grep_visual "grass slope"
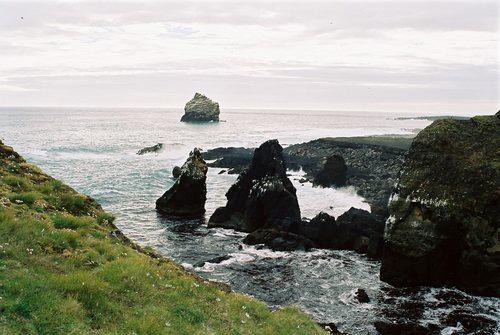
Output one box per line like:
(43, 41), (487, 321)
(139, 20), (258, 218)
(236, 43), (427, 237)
(0, 140), (328, 335)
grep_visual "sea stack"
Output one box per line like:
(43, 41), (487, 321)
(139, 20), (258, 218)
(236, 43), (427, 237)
(156, 148), (208, 217)
(181, 93), (220, 122)
(380, 113), (500, 297)
(208, 139), (301, 232)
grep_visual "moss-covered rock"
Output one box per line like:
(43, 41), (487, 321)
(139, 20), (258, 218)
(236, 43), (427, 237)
(181, 93), (220, 122)
(380, 112), (500, 297)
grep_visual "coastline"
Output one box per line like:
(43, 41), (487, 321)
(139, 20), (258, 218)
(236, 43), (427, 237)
(0, 139), (330, 334)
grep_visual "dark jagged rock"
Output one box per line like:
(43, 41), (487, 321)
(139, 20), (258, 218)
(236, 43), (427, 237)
(374, 321), (436, 335)
(335, 208), (385, 257)
(156, 148), (208, 217)
(203, 136), (408, 221)
(381, 113), (500, 297)
(297, 212), (337, 248)
(137, 143), (163, 155)
(180, 93), (220, 122)
(208, 140), (301, 232)
(444, 310), (497, 333)
(354, 288), (370, 303)
(313, 155), (347, 187)
(172, 166), (181, 178)
(243, 228), (315, 251)
(299, 209), (384, 257)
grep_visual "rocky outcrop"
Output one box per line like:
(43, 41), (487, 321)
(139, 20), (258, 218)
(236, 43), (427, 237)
(299, 208), (384, 257)
(208, 140), (301, 232)
(203, 136), (409, 220)
(313, 155), (347, 187)
(380, 113), (500, 297)
(180, 93), (220, 122)
(156, 148), (208, 217)
(285, 138), (407, 220)
(137, 143), (163, 155)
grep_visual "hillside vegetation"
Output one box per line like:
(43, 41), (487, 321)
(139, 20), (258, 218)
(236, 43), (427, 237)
(0, 140), (328, 335)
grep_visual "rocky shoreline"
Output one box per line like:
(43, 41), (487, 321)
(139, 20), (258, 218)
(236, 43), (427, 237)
(203, 135), (411, 221)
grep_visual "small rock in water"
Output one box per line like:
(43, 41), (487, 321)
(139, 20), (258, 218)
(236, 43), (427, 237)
(193, 255), (231, 268)
(318, 322), (342, 334)
(354, 288), (370, 303)
(137, 143), (163, 155)
(218, 169), (226, 174)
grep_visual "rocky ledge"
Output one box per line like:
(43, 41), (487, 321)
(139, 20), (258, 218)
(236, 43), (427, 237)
(180, 93), (220, 122)
(156, 148), (208, 217)
(380, 112), (500, 297)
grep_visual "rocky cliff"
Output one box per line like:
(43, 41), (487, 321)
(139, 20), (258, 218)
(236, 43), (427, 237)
(380, 113), (500, 297)
(180, 93), (220, 122)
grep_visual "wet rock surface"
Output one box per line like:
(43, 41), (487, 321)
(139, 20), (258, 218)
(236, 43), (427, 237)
(208, 139), (301, 232)
(381, 113), (500, 297)
(243, 228), (316, 251)
(136, 142), (163, 155)
(180, 93), (220, 122)
(313, 154), (347, 187)
(295, 208), (384, 257)
(156, 148), (208, 217)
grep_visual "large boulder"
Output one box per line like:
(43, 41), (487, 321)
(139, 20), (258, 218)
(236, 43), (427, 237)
(156, 148), (208, 217)
(299, 208), (384, 257)
(180, 93), (220, 122)
(208, 139), (301, 232)
(380, 113), (500, 297)
(313, 155), (347, 187)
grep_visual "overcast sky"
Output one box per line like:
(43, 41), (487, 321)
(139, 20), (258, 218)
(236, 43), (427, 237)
(0, 0), (498, 113)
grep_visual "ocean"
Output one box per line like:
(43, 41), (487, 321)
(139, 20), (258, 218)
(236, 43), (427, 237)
(1, 107), (498, 334)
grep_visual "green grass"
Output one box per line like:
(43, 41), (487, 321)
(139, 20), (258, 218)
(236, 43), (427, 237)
(0, 140), (329, 335)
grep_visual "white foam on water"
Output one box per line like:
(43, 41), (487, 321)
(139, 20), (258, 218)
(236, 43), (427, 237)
(289, 169), (370, 218)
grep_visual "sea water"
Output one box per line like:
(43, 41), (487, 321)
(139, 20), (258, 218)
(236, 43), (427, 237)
(1, 107), (498, 334)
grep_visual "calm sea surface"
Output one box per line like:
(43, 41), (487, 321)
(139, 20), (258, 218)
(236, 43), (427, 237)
(0, 107), (498, 334)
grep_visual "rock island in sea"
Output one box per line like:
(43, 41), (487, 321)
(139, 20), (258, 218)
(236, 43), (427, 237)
(180, 92), (220, 122)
